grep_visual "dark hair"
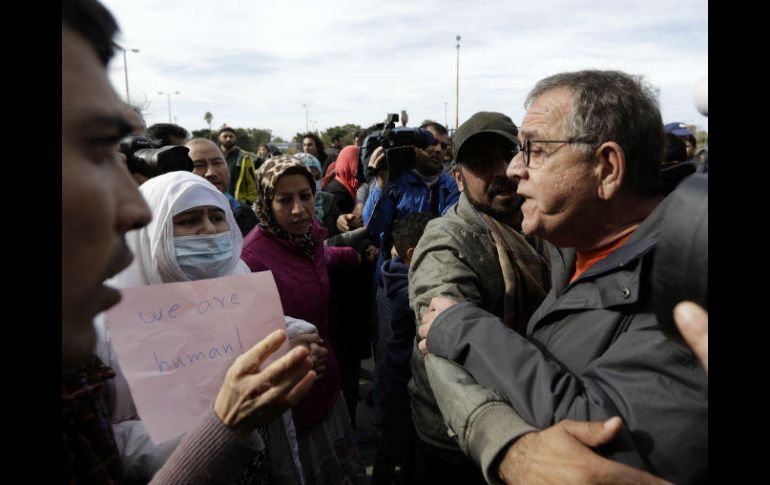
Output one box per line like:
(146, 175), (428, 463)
(420, 120), (449, 136)
(62, 0), (119, 66)
(302, 132), (327, 162)
(664, 133), (687, 165)
(218, 126), (237, 137)
(392, 212), (433, 260)
(331, 133), (343, 142)
(146, 123), (189, 145)
(357, 124), (381, 146)
(526, 70), (663, 197)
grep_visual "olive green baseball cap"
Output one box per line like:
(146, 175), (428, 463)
(452, 111), (519, 163)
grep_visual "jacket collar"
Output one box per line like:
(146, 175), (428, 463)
(530, 198), (667, 328)
(550, 198), (666, 292)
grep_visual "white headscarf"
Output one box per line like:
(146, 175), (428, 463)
(108, 171), (249, 289)
(95, 173), (314, 458)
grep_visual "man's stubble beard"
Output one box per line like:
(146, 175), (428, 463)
(462, 173), (523, 225)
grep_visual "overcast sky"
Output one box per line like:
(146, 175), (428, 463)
(102, 0), (708, 141)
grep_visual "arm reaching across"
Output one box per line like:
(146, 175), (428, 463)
(497, 418), (671, 485)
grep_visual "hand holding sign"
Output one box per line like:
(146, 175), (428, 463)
(215, 329), (316, 438)
(106, 270), (302, 443)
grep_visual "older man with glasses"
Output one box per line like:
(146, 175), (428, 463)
(417, 70), (707, 484)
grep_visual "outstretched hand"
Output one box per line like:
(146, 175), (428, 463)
(214, 329), (316, 438)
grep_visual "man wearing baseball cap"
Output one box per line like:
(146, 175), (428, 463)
(407, 112), (551, 483)
(664, 122), (697, 159)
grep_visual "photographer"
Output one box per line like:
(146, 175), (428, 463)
(361, 118), (460, 437)
(119, 135), (194, 185)
(420, 120), (452, 171)
(362, 120), (459, 284)
(146, 123), (189, 146)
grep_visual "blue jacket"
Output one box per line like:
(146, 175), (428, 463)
(363, 170), (459, 284)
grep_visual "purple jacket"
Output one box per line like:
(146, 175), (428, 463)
(241, 221), (358, 430)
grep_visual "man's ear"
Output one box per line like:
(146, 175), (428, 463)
(406, 246), (415, 263)
(595, 142), (625, 201)
(453, 167), (464, 192)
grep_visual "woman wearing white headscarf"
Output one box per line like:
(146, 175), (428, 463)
(94, 171), (320, 484)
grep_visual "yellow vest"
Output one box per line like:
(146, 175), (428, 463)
(233, 152), (257, 206)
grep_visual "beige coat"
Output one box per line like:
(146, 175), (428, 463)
(407, 193), (550, 452)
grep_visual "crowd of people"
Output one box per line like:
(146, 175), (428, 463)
(62, 0), (708, 483)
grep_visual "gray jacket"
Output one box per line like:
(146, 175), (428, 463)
(426, 197), (708, 484)
(408, 193), (549, 452)
(424, 355), (536, 483)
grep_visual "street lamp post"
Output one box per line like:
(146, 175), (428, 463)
(120, 46), (140, 104)
(158, 91), (180, 122)
(302, 104), (309, 132)
(455, 34), (461, 130)
(444, 102), (448, 128)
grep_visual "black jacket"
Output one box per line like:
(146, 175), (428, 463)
(324, 179), (355, 215)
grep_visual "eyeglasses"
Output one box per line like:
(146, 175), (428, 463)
(520, 138), (595, 168)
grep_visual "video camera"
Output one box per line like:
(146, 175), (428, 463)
(362, 113), (437, 177)
(119, 135), (194, 179)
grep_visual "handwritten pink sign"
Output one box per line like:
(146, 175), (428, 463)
(105, 270), (286, 443)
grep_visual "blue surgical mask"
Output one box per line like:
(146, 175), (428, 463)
(174, 231), (234, 280)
